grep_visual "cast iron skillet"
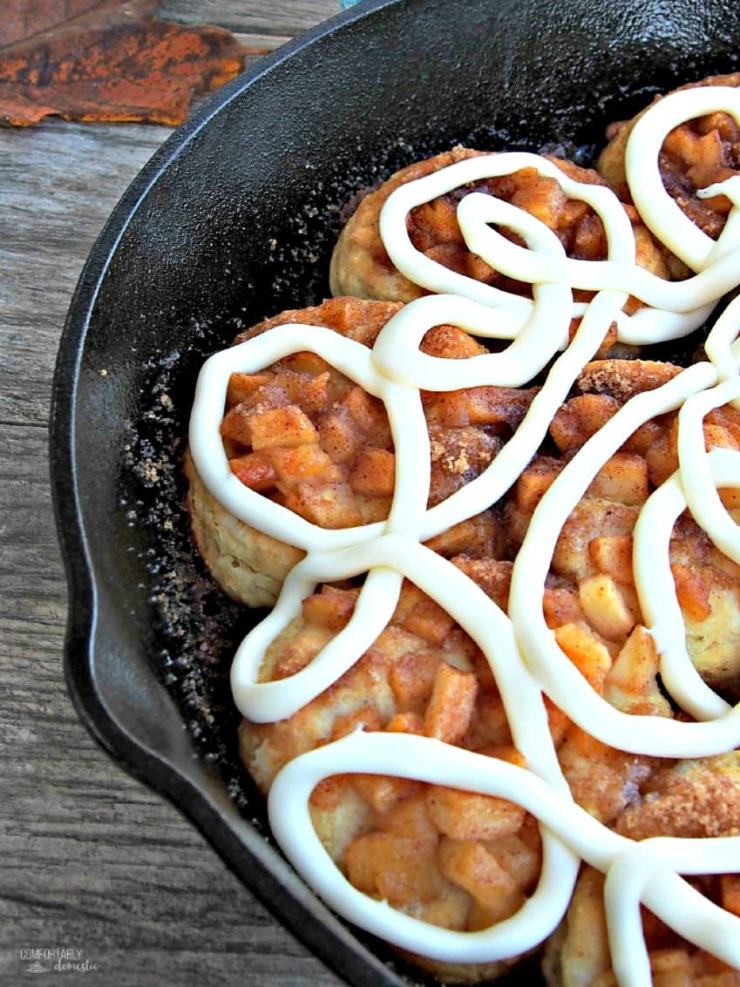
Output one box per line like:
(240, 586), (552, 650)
(51, 0), (740, 983)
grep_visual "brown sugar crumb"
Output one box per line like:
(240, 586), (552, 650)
(617, 760), (740, 839)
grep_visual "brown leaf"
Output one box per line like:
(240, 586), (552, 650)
(0, 0), (263, 126)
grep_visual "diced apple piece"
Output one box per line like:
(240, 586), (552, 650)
(646, 418), (679, 487)
(424, 663), (477, 744)
(426, 785), (525, 841)
(355, 494), (392, 523)
(466, 893), (525, 930)
(708, 405), (740, 445)
(413, 199), (465, 248)
(249, 405), (319, 450)
(342, 387), (391, 443)
(283, 482), (363, 528)
(297, 371), (333, 415)
(472, 691), (513, 748)
(561, 868), (611, 982)
(648, 949), (693, 987)
(550, 394), (620, 452)
(575, 213), (607, 263)
(560, 726), (655, 824)
(220, 402), (254, 446)
(346, 832), (440, 904)
(277, 351), (330, 376)
(425, 513), (503, 560)
(553, 499), (638, 581)
(696, 111), (740, 141)
(666, 125), (724, 170)
(438, 837), (517, 907)
(718, 486), (740, 509)
(269, 625), (333, 680)
(543, 584), (584, 629)
(404, 598), (456, 647)
(515, 457), (564, 513)
(460, 386), (538, 428)
(378, 795), (438, 848)
(302, 586), (359, 631)
(389, 651), (440, 708)
(511, 172), (567, 229)
(622, 418), (663, 455)
(589, 534), (634, 585)
(417, 887), (471, 931)
(350, 447), (396, 497)
(704, 422), (739, 452)
(421, 322), (486, 358)
(229, 452), (276, 491)
(452, 558), (512, 611)
(484, 826), (542, 891)
(721, 874), (740, 917)
(319, 408), (361, 464)
(226, 372), (272, 408)
(309, 775), (349, 811)
(672, 563), (712, 622)
(578, 574), (637, 641)
(555, 622), (612, 692)
(352, 774), (416, 815)
(384, 712), (425, 734)
(390, 583), (424, 624)
(633, 226), (671, 280)
(267, 443), (339, 483)
(588, 453), (648, 506)
(604, 625), (671, 716)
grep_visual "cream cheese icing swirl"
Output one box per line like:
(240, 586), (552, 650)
(188, 86), (740, 984)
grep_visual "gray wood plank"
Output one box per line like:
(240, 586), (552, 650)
(160, 0), (341, 37)
(0, 431), (339, 987)
(0, 40), (279, 428)
(0, 122), (169, 428)
(0, 2), (345, 984)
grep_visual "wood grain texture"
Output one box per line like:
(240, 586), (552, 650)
(160, 0), (340, 36)
(0, 3), (344, 985)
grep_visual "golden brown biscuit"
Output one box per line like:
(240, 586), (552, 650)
(211, 353), (740, 980)
(238, 565), (540, 984)
(237, 530), (734, 981)
(543, 754), (740, 987)
(506, 359), (740, 695)
(330, 148), (676, 305)
(184, 450), (303, 607)
(186, 296), (528, 605)
(598, 73), (740, 250)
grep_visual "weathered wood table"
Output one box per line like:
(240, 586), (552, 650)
(0, 3), (344, 984)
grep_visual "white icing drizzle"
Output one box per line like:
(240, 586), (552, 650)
(632, 449), (738, 721)
(511, 363), (740, 754)
(189, 85), (740, 983)
(625, 89), (740, 270)
(268, 732), (740, 970)
(678, 376), (740, 564)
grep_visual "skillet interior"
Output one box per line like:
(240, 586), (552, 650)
(51, 0), (740, 983)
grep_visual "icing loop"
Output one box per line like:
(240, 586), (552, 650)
(189, 85), (740, 981)
(269, 732), (740, 968)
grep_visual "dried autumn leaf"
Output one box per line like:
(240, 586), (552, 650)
(0, 0), (261, 127)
